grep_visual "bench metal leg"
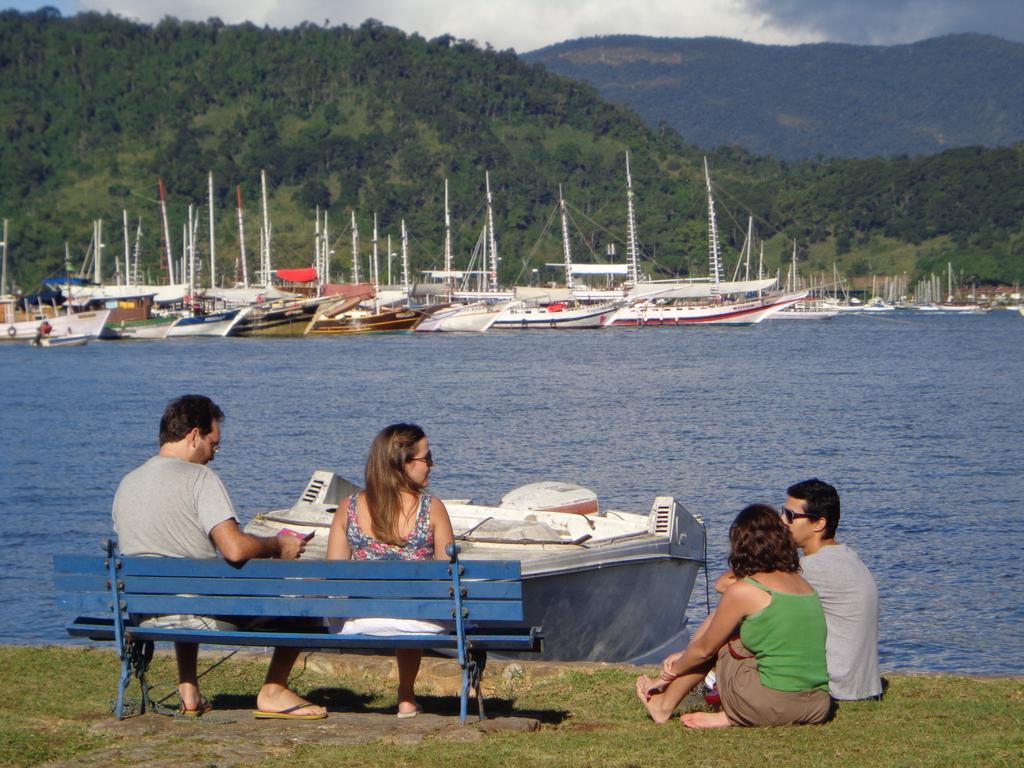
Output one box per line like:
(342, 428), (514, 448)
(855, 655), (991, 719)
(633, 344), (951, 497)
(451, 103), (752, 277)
(471, 649), (488, 722)
(115, 639), (154, 719)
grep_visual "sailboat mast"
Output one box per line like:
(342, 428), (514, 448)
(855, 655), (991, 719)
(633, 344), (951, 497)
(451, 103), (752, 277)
(132, 218), (142, 287)
(443, 179), (452, 298)
(323, 210), (331, 288)
(94, 218), (103, 285)
(790, 240), (799, 292)
(485, 171), (499, 292)
(122, 210), (130, 287)
(372, 213), (380, 312)
(208, 171), (216, 289)
(351, 211), (360, 284)
(745, 216), (753, 281)
(401, 219), (410, 296)
(704, 157), (723, 284)
(559, 184), (574, 291)
(158, 177), (175, 284)
(260, 169), (271, 288)
(625, 152), (640, 285)
(236, 185), (249, 288)
(187, 205), (195, 304)
(1, 218), (8, 296)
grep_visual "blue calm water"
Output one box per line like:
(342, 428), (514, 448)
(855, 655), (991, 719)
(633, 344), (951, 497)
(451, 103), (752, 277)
(1, 312), (1022, 675)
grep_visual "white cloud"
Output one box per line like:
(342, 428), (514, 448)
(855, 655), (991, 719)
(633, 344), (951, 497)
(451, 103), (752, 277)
(59, 0), (1024, 49)
(72, 0), (824, 51)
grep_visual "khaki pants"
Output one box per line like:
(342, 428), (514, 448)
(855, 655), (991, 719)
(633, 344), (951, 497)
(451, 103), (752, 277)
(717, 640), (833, 727)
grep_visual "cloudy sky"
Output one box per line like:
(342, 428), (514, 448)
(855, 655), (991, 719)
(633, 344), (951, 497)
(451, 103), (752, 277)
(6, 0), (1023, 51)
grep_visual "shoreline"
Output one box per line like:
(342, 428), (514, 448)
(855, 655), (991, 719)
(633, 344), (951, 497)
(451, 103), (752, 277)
(13, 643), (1024, 681)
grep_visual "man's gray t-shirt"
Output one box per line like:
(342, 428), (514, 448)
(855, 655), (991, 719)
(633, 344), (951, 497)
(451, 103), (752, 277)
(112, 455), (237, 558)
(800, 543), (883, 700)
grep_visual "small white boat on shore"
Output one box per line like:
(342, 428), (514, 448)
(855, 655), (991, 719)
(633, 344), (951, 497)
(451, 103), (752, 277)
(244, 472), (706, 664)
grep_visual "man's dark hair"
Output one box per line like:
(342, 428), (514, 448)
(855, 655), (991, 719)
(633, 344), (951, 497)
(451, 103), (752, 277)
(787, 478), (840, 538)
(159, 395), (224, 446)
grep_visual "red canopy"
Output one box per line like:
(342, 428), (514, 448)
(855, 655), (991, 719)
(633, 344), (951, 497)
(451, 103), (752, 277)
(275, 267), (318, 283)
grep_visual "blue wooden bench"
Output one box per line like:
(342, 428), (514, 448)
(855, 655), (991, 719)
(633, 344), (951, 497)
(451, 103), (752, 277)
(54, 540), (542, 723)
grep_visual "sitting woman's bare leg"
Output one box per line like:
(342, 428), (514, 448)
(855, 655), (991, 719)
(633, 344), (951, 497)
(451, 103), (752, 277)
(635, 669), (706, 724)
(681, 710), (732, 728)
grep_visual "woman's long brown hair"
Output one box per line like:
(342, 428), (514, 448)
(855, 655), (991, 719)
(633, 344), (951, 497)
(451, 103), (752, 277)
(728, 504), (801, 578)
(364, 423), (427, 546)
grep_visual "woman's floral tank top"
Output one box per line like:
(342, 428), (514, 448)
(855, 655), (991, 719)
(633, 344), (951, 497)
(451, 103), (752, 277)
(345, 492), (434, 561)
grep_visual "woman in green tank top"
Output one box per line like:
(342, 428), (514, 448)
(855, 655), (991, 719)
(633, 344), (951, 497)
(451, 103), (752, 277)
(636, 504), (832, 728)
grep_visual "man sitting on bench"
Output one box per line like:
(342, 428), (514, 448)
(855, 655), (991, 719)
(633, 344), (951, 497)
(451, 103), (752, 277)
(112, 394), (327, 720)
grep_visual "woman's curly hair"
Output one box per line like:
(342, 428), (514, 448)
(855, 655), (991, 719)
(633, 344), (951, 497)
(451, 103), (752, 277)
(728, 504), (801, 577)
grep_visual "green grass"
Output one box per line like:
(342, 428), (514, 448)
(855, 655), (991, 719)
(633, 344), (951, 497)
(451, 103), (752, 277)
(0, 646), (1020, 768)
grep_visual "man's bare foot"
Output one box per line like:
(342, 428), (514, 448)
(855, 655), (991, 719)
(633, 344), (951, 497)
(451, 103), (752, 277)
(178, 682), (204, 713)
(681, 711), (732, 729)
(256, 684), (326, 718)
(635, 675), (674, 724)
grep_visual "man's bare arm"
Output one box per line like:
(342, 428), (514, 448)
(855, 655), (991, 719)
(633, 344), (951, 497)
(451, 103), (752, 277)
(209, 519), (303, 564)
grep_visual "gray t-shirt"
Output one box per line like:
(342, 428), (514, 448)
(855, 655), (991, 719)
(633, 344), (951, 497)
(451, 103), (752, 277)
(800, 543), (883, 700)
(112, 455), (237, 558)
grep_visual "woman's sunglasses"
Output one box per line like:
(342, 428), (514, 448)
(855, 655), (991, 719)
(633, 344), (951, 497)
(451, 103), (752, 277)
(408, 450), (434, 467)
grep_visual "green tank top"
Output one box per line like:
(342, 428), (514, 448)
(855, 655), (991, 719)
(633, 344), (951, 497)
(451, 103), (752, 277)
(738, 577), (830, 693)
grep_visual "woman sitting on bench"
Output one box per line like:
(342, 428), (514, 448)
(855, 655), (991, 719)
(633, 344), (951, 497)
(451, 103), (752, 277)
(636, 503), (832, 728)
(326, 423), (455, 719)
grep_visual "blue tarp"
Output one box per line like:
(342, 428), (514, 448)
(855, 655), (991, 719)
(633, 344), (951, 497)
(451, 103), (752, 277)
(43, 276), (93, 287)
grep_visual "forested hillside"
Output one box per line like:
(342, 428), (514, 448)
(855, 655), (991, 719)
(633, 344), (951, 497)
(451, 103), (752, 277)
(524, 35), (1024, 161)
(1, 10), (1022, 291)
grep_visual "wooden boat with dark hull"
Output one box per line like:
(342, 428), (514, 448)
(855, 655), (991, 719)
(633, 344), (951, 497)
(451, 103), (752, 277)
(306, 305), (425, 335)
(232, 296), (336, 337)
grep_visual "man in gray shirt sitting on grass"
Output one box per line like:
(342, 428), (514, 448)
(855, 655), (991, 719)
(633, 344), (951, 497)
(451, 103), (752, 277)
(781, 478), (883, 701)
(112, 394), (327, 719)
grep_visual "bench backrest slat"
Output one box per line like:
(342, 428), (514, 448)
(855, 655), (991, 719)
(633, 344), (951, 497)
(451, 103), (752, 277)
(90, 557), (522, 581)
(117, 576), (522, 600)
(116, 595), (523, 621)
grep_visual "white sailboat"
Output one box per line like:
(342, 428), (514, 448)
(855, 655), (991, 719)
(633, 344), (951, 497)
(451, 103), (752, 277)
(418, 175), (518, 331)
(771, 241), (839, 320)
(608, 157), (803, 326)
(493, 185), (622, 330)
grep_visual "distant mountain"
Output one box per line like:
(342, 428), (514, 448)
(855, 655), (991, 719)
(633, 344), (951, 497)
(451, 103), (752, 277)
(523, 34), (1024, 160)
(1, 11), (1021, 290)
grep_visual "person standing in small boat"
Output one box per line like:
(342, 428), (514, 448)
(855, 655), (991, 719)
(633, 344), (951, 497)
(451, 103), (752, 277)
(326, 423), (455, 719)
(636, 504), (832, 728)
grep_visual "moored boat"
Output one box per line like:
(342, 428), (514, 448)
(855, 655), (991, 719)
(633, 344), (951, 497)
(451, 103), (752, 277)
(607, 291), (807, 326)
(491, 299), (621, 330)
(166, 305), (252, 337)
(2, 297), (111, 342)
(244, 471), (706, 663)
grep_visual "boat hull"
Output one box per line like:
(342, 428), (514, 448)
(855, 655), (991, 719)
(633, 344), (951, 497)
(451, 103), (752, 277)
(608, 293), (805, 326)
(242, 472), (706, 663)
(166, 307), (251, 337)
(233, 297), (335, 337)
(415, 301), (508, 333)
(101, 315), (179, 339)
(491, 302), (619, 330)
(2, 309), (111, 341)
(306, 307), (423, 335)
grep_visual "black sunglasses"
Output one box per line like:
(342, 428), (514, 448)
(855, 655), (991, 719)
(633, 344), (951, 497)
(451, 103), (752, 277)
(408, 450), (433, 467)
(781, 507), (820, 524)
